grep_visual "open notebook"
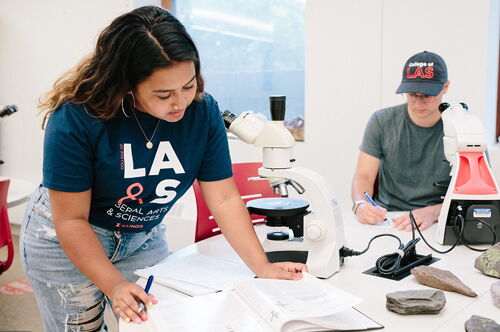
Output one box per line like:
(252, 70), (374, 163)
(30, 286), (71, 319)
(145, 272), (383, 332)
(135, 252), (255, 296)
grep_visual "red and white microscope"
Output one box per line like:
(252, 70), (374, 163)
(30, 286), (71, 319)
(436, 103), (500, 245)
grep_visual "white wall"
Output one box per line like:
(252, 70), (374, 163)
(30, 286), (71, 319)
(0, 0), (499, 226)
(0, 0), (136, 183)
(0, 0), (136, 223)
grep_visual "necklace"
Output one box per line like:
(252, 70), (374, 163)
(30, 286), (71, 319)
(131, 110), (161, 149)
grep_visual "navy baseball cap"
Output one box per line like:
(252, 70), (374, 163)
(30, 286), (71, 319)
(396, 51), (448, 96)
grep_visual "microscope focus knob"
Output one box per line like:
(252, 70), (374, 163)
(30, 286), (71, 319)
(306, 223), (323, 241)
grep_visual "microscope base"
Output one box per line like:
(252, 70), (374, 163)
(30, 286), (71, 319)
(439, 199), (500, 245)
(266, 250), (308, 265)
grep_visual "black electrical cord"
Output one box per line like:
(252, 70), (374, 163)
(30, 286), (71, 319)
(409, 207), (496, 253)
(459, 218), (497, 252)
(339, 205), (497, 276)
(339, 233), (420, 276)
(339, 233), (403, 257)
(408, 211), (463, 254)
(375, 237), (420, 276)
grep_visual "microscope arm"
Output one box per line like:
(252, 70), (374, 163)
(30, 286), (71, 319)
(223, 110), (295, 148)
(222, 109), (296, 172)
(440, 103), (487, 167)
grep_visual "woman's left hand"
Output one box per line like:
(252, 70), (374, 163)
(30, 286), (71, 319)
(256, 262), (308, 280)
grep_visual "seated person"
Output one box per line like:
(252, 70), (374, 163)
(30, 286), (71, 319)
(351, 51), (451, 231)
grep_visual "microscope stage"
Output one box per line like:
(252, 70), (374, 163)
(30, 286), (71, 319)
(247, 197), (309, 217)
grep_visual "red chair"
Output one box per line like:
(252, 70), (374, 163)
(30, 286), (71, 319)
(0, 179), (13, 274)
(193, 162), (278, 242)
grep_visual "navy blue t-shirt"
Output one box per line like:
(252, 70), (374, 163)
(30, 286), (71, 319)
(43, 93), (232, 232)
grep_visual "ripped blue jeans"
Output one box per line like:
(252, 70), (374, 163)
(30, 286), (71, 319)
(20, 186), (169, 332)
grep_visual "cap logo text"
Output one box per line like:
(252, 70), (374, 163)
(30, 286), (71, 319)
(406, 65), (434, 79)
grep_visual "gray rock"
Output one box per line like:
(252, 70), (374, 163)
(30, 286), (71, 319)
(474, 243), (500, 278)
(386, 289), (446, 315)
(465, 315), (500, 332)
(492, 281), (500, 308)
(411, 265), (477, 297)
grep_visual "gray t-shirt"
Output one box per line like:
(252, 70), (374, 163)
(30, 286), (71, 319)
(360, 103), (451, 211)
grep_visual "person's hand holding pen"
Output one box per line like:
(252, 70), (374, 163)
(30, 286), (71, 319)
(354, 192), (388, 225)
(137, 275), (154, 313)
(110, 275), (157, 325)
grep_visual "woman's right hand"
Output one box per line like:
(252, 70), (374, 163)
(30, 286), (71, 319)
(108, 281), (157, 324)
(356, 203), (387, 224)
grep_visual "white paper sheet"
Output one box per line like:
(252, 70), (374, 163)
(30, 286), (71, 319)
(370, 211), (406, 228)
(135, 253), (255, 294)
(148, 291), (272, 332)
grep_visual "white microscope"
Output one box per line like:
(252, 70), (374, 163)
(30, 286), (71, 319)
(436, 102), (500, 245)
(222, 96), (346, 278)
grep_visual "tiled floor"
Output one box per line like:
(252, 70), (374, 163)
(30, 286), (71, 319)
(0, 226), (118, 332)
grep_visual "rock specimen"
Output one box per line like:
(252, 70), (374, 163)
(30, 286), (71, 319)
(492, 280), (500, 308)
(474, 242), (500, 278)
(386, 289), (445, 315)
(464, 315), (500, 332)
(411, 265), (477, 297)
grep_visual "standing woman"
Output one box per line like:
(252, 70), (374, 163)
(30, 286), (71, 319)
(20, 6), (306, 331)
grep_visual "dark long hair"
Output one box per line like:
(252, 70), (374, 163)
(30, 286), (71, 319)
(40, 6), (204, 127)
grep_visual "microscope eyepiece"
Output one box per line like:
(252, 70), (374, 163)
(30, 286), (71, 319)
(438, 102), (450, 113)
(270, 95), (286, 121)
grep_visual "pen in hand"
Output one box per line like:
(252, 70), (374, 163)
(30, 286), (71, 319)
(138, 275), (154, 313)
(363, 192), (389, 224)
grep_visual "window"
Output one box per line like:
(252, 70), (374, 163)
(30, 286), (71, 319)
(173, 0), (305, 140)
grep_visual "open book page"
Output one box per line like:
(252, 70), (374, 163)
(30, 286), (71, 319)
(135, 253), (255, 295)
(283, 307), (383, 331)
(147, 290), (273, 332)
(234, 272), (363, 331)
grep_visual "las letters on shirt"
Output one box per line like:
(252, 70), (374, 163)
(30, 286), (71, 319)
(123, 141), (185, 204)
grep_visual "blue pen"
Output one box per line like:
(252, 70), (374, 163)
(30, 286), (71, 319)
(138, 275), (154, 313)
(363, 192), (378, 207)
(363, 192), (390, 224)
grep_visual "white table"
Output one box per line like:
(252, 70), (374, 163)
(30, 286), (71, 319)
(4, 177), (36, 208)
(120, 212), (499, 332)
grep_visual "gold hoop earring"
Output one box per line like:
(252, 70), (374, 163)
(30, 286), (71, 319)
(129, 92), (136, 108)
